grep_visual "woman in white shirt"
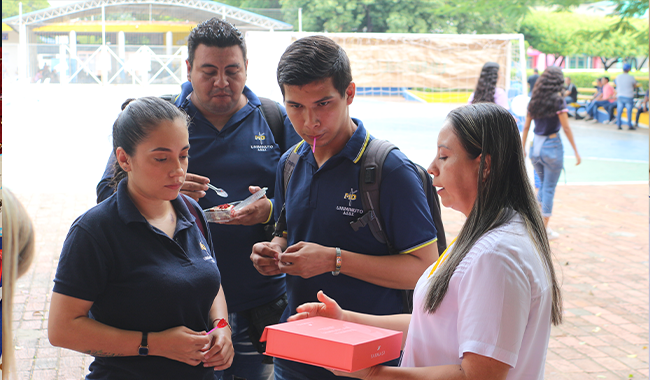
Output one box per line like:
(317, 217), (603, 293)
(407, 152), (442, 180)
(287, 102), (562, 380)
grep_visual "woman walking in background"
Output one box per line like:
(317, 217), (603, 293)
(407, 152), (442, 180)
(468, 61), (510, 109)
(522, 66), (581, 240)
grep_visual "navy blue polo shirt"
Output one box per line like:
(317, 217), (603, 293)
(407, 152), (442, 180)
(97, 83), (301, 313)
(54, 179), (222, 380)
(177, 84), (301, 312)
(276, 119), (437, 316)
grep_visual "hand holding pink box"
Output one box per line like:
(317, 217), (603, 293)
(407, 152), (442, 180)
(260, 316), (402, 373)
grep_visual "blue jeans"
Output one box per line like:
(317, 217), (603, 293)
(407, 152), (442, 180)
(531, 136), (564, 217)
(586, 100), (613, 119)
(274, 353), (401, 380)
(616, 96), (634, 128)
(223, 312), (274, 380)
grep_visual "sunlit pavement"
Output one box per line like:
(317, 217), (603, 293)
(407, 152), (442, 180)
(5, 86), (648, 379)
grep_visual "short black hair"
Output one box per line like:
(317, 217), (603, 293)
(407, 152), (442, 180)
(187, 18), (247, 67)
(603, 76), (610, 82)
(534, 69), (539, 73)
(277, 35), (352, 98)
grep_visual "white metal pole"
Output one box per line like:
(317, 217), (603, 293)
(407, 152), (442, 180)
(58, 43), (68, 84)
(299, 8), (302, 32)
(181, 45), (188, 82)
(102, 5), (107, 85)
(18, 2), (26, 83)
(166, 31), (173, 56)
(102, 5), (106, 46)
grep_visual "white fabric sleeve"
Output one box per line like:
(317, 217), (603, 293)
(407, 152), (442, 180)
(456, 247), (531, 367)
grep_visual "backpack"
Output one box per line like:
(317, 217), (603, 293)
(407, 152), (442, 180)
(275, 138), (447, 313)
(161, 93), (287, 152)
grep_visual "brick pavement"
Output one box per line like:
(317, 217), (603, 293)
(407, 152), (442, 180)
(9, 183), (649, 379)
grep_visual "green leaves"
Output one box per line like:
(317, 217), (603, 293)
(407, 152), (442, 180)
(278, 0), (541, 34)
(2, 0), (49, 19)
(520, 10), (647, 63)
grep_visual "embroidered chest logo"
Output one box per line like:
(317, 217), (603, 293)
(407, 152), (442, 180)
(200, 241), (215, 263)
(251, 132), (274, 152)
(344, 189), (358, 206)
(336, 188), (363, 217)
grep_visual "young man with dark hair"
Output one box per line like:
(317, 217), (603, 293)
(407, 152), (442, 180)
(97, 18), (301, 380)
(251, 35), (439, 380)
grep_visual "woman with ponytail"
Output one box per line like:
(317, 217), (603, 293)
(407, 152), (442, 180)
(48, 97), (233, 379)
(287, 103), (562, 380)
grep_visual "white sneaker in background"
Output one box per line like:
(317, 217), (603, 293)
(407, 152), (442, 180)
(546, 228), (560, 240)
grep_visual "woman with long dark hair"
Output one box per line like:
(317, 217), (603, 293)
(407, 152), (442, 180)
(48, 97), (234, 379)
(468, 61), (509, 109)
(522, 66), (581, 239)
(285, 103), (563, 379)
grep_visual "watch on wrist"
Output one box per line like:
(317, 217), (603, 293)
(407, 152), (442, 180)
(138, 332), (149, 356)
(331, 247), (342, 276)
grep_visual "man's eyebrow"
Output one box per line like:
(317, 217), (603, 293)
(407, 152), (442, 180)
(313, 96), (334, 104)
(285, 95), (334, 106)
(200, 63), (241, 69)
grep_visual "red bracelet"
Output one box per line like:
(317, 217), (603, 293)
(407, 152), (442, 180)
(211, 318), (232, 332)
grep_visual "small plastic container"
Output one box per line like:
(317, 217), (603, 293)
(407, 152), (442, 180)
(204, 188), (267, 223)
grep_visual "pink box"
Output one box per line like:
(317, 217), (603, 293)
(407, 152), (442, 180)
(260, 316), (402, 373)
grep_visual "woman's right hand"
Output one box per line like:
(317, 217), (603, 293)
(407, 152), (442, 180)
(288, 291), (344, 322)
(150, 326), (212, 366)
(574, 152), (582, 166)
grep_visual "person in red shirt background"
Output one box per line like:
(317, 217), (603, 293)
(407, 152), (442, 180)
(585, 76), (616, 122)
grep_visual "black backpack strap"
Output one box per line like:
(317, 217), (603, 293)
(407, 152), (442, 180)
(350, 139), (398, 254)
(259, 97), (286, 152)
(181, 194), (208, 241)
(273, 141), (304, 238)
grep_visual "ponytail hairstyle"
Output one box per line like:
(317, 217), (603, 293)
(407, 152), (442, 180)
(109, 97), (190, 189)
(2, 188), (36, 380)
(424, 103), (563, 326)
(471, 62), (500, 104)
(527, 66), (565, 119)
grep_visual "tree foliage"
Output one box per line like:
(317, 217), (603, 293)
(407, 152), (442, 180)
(593, 0), (649, 48)
(277, 0), (566, 34)
(520, 10), (647, 69)
(2, 0), (49, 19)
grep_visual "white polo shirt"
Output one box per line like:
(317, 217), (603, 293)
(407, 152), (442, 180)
(401, 214), (553, 380)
